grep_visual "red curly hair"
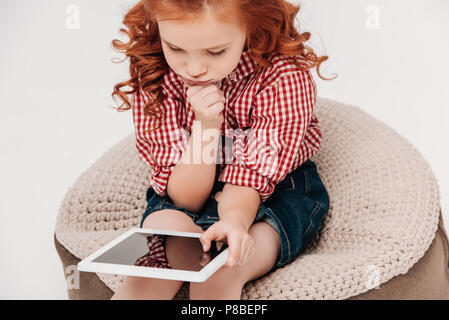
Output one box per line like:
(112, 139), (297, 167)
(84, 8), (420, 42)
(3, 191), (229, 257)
(111, 0), (333, 133)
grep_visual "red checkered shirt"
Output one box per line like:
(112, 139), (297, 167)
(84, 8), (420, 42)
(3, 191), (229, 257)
(132, 50), (322, 203)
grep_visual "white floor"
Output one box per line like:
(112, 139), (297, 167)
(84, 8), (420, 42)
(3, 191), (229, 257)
(0, 0), (447, 299)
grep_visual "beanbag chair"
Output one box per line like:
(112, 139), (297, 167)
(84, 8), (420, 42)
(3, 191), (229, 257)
(54, 97), (449, 299)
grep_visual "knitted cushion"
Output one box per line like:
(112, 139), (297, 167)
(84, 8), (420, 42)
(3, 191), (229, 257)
(55, 97), (441, 300)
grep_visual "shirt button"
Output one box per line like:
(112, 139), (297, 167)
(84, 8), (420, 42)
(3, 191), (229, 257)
(228, 72), (237, 81)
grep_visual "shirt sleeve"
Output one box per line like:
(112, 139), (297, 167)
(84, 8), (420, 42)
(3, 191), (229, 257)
(218, 69), (317, 203)
(132, 86), (190, 197)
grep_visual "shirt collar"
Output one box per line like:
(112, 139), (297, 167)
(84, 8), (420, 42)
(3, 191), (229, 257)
(223, 48), (259, 84)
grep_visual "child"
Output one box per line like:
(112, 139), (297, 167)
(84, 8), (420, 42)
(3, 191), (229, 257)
(110, 0), (332, 300)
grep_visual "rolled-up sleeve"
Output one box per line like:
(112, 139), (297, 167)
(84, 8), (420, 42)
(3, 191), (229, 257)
(132, 87), (190, 197)
(218, 69), (317, 202)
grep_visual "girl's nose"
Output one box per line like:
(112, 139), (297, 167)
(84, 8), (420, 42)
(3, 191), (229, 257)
(186, 63), (208, 79)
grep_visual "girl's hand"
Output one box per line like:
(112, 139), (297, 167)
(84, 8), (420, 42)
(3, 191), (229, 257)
(199, 218), (255, 267)
(186, 84), (225, 131)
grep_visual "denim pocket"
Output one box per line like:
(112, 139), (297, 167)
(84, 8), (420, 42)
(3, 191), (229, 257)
(303, 169), (310, 197)
(302, 202), (322, 238)
(205, 196), (220, 221)
(275, 174), (296, 192)
(302, 202), (329, 249)
(146, 187), (156, 203)
(144, 188), (158, 212)
(276, 160), (313, 196)
(300, 163), (330, 245)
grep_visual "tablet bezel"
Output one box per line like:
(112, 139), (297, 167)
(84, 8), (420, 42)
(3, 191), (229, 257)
(77, 228), (229, 282)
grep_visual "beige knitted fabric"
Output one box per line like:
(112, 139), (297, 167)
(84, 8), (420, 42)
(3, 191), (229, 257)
(55, 97), (441, 300)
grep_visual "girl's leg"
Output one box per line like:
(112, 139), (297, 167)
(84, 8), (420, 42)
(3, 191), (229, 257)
(111, 275), (183, 300)
(189, 221), (281, 300)
(111, 209), (204, 300)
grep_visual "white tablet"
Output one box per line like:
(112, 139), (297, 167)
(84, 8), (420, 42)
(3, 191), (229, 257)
(77, 228), (229, 282)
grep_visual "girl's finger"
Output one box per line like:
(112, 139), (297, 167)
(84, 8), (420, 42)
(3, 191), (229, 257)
(195, 85), (219, 100)
(200, 227), (215, 251)
(199, 252), (211, 267)
(216, 240), (225, 251)
(200, 224), (226, 251)
(186, 85), (202, 98)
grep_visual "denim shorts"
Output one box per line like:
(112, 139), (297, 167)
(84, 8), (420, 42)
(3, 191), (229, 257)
(139, 159), (330, 273)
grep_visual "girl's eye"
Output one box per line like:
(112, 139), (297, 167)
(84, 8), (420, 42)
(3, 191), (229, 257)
(168, 46), (182, 52)
(168, 46), (225, 56)
(209, 50), (225, 56)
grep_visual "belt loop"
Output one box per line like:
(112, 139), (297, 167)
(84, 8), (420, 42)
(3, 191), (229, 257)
(290, 176), (295, 190)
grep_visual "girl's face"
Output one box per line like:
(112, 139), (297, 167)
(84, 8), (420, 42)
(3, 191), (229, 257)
(157, 10), (247, 86)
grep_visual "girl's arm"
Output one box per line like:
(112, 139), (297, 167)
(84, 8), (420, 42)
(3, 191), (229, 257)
(166, 123), (221, 213)
(199, 184), (260, 267)
(216, 184), (261, 231)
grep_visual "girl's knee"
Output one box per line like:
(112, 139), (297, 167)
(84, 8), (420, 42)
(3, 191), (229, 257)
(189, 270), (244, 300)
(142, 209), (203, 233)
(200, 265), (247, 289)
(112, 275), (184, 300)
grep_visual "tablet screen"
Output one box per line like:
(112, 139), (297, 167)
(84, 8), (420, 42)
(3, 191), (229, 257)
(92, 232), (228, 272)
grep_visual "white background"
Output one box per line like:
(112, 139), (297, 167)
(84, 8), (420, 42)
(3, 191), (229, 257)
(0, 0), (447, 299)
